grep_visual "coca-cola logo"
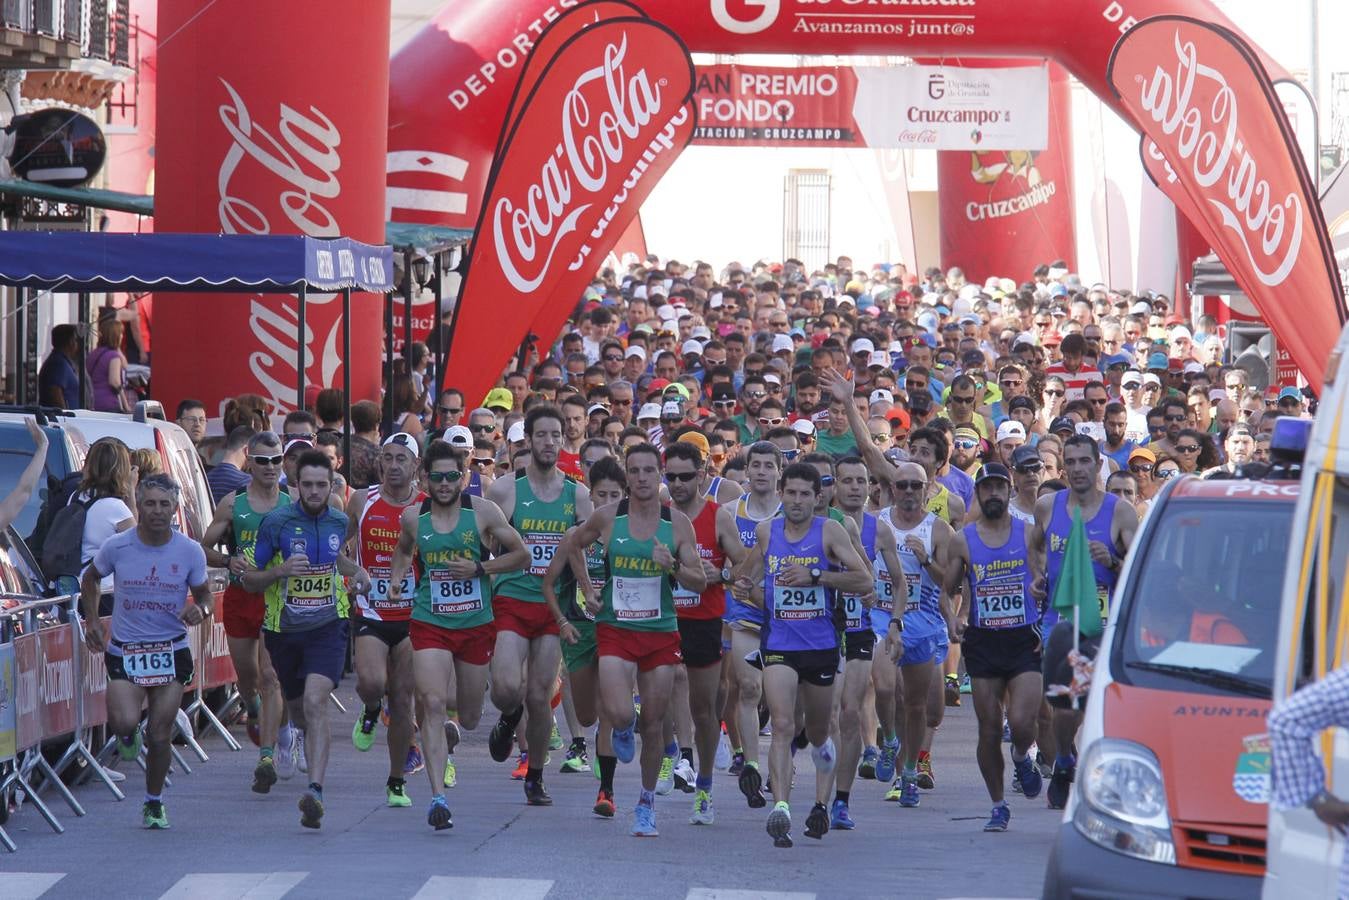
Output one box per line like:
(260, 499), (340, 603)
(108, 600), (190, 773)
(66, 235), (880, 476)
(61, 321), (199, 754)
(1133, 30), (1302, 287)
(492, 33), (663, 293)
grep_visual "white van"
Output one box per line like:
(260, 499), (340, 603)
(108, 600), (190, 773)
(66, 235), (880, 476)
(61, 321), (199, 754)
(1263, 324), (1349, 899)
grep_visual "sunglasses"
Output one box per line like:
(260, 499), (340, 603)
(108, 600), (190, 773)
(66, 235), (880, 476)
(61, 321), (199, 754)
(871, 434), (890, 444)
(1156, 468), (1179, 479)
(439, 406), (462, 417)
(665, 471), (699, 484)
(471, 457), (494, 468)
(610, 398), (633, 406)
(949, 395), (974, 405)
(603, 354), (623, 362)
(1044, 388), (1064, 397)
(1176, 444), (1201, 453)
(1164, 414), (1186, 422)
(1014, 462), (1044, 474)
(251, 454), (284, 466)
(1088, 397), (1108, 406)
(759, 417), (786, 427)
(1000, 379), (1024, 388)
(285, 431), (316, 441)
(469, 424), (496, 434)
(1130, 463), (1154, 474)
(713, 399), (737, 407)
(953, 438), (980, 450)
(427, 470), (464, 483)
(893, 480), (926, 492)
(744, 390), (768, 400)
(819, 475), (835, 487)
(782, 449), (799, 462)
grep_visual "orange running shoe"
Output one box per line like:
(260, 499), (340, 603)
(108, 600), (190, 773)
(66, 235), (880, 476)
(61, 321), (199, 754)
(511, 752), (529, 780)
(593, 788), (616, 818)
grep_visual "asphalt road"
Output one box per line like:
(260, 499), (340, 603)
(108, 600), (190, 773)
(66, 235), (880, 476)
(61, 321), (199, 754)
(1, 686), (1059, 900)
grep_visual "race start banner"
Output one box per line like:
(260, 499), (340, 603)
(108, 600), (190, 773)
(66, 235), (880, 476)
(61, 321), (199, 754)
(691, 63), (1048, 150)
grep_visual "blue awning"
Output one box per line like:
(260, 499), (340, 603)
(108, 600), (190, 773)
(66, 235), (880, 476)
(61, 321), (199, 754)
(0, 232), (396, 293)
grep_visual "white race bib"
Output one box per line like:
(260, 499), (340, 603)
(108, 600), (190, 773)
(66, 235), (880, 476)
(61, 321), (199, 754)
(430, 571), (484, 616)
(904, 571), (922, 614)
(773, 584), (825, 620)
(673, 585), (701, 609)
(612, 575), (663, 621)
(369, 567), (416, 610)
(527, 535), (561, 576)
(975, 578), (1028, 629)
(841, 593), (865, 630)
(122, 640), (176, 687)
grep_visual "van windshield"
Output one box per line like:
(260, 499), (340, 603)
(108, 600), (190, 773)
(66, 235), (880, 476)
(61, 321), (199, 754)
(1116, 498), (1294, 699)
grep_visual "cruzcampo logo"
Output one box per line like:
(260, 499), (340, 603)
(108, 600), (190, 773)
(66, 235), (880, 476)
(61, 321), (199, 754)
(1232, 733), (1271, 804)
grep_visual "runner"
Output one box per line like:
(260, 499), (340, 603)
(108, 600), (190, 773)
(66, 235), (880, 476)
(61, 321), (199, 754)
(941, 462), (1046, 831)
(879, 461), (956, 808)
(81, 474), (213, 830)
(386, 441), (530, 830)
(346, 433), (427, 806)
(565, 442), (707, 836)
(199, 431), (294, 793)
(242, 450), (372, 829)
(734, 461), (874, 847)
(724, 441), (783, 804)
(829, 455), (903, 829)
(663, 440), (747, 825)
(486, 405), (594, 806)
(1029, 433), (1138, 809)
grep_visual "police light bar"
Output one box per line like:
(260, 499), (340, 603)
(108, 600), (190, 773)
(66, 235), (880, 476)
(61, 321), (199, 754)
(1270, 417), (1311, 463)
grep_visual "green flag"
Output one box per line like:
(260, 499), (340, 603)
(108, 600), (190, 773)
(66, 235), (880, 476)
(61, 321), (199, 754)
(1051, 506), (1104, 639)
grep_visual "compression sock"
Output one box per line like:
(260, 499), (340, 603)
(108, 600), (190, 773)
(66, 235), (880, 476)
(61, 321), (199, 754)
(639, 789), (655, 807)
(598, 755), (617, 794)
(1055, 753), (1076, 769)
(526, 767), (543, 785)
(834, 790), (850, 805)
(680, 746), (693, 763)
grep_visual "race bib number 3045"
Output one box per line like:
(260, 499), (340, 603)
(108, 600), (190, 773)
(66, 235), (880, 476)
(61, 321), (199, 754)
(286, 567), (336, 611)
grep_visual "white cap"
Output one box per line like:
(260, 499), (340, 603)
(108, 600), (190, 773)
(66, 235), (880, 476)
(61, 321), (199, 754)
(1142, 372), (1163, 387)
(506, 421), (526, 443)
(638, 402), (662, 421)
(867, 350), (890, 369)
(791, 418), (817, 436)
(1183, 360), (1204, 375)
(869, 388), (894, 406)
(681, 339), (703, 356)
(851, 337), (875, 355)
(1048, 266), (1068, 280)
(709, 291), (723, 308)
(1209, 388), (1227, 402)
(771, 334), (795, 354)
(624, 345), (646, 361)
(444, 425), (473, 449)
(633, 284), (648, 300)
(691, 325), (712, 341)
(1120, 370), (1143, 388)
(382, 433), (419, 457)
(1130, 300), (1152, 316)
(837, 295), (856, 307)
(661, 400), (683, 418)
(763, 373), (782, 386)
(586, 403), (610, 417)
(889, 340), (905, 354)
(1171, 325), (1193, 342)
(996, 420), (1027, 443)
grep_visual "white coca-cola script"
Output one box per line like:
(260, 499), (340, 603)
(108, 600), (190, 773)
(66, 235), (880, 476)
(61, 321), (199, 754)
(1135, 30), (1303, 287)
(492, 33), (664, 294)
(216, 79), (345, 411)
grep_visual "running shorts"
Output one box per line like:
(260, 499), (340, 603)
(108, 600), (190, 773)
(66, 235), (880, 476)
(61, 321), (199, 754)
(561, 617), (598, 673)
(494, 595), (560, 640)
(900, 630), (948, 667)
(264, 619), (349, 701)
(222, 583), (264, 640)
(409, 619), (495, 666)
(762, 648), (839, 687)
(353, 616), (409, 649)
(678, 617), (723, 669)
(962, 624), (1043, 683)
(596, 623), (682, 672)
(842, 629), (876, 662)
(106, 647), (194, 687)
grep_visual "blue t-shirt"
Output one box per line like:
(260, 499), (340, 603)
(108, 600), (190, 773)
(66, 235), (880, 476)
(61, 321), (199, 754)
(93, 529), (207, 654)
(207, 462), (251, 506)
(37, 351), (80, 408)
(938, 466), (974, 510)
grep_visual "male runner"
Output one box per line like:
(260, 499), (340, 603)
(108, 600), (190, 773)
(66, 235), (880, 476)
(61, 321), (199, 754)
(568, 443), (707, 836)
(200, 431), (293, 793)
(346, 433), (426, 806)
(724, 441), (783, 803)
(664, 440), (747, 825)
(487, 405), (594, 805)
(735, 462), (873, 847)
(387, 441), (529, 830)
(1030, 434), (1137, 809)
(942, 462), (1045, 831)
(829, 455), (903, 829)
(243, 450), (372, 829)
(879, 461), (956, 807)
(82, 474), (212, 830)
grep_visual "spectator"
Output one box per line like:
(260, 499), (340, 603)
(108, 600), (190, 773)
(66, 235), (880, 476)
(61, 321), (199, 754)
(175, 399), (208, 448)
(0, 417), (49, 534)
(206, 426), (255, 504)
(87, 312), (131, 413)
(348, 400), (383, 490)
(38, 324), (82, 408)
(130, 447), (162, 478)
(389, 374), (426, 440)
(77, 438), (136, 611)
(315, 388), (345, 434)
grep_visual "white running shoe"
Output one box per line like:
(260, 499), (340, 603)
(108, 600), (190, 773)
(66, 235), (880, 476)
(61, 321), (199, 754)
(672, 757), (697, 793)
(811, 737), (837, 775)
(295, 730), (308, 774)
(656, 755), (675, 795)
(715, 730), (732, 771)
(275, 725), (296, 779)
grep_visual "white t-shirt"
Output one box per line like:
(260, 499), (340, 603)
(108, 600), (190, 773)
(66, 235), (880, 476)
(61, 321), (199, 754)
(79, 495), (134, 593)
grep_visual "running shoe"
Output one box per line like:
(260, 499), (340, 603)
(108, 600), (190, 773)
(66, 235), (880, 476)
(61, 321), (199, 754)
(804, 802), (830, 840)
(275, 725), (297, 780)
(656, 756), (675, 795)
(1015, 753), (1043, 800)
(875, 737), (899, 782)
(511, 752), (529, 780)
(117, 728), (142, 762)
(427, 796), (452, 831)
(944, 674), (961, 707)
(549, 721), (564, 751)
(524, 779), (553, 806)
(767, 801), (792, 848)
(884, 777), (903, 802)
(857, 745), (879, 780)
(443, 756), (457, 789)
(738, 762), (766, 809)
(611, 724), (636, 764)
(251, 756), (277, 795)
(899, 777), (920, 808)
(727, 751), (746, 776)
(1002, 719), (1012, 743)
(142, 799), (169, 830)
(299, 789), (324, 829)
(672, 757), (696, 793)
(1012, 769), (1023, 794)
(404, 743), (425, 776)
(715, 730), (732, 771)
(1037, 750), (1053, 778)
(960, 673), (972, 694)
(352, 708), (378, 751)
(829, 799), (855, 830)
(916, 753), (935, 790)
(294, 730), (308, 775)
(387, 780), (412, 808)
(488, 707), (523, 763)
(1047, 759), (1075, 810)
(444, 720), (461, 756)
(690, 790), (715, 825)
(560, 739), (588, 773)
(983, 804), (1011, 832)
(811, 737), (837, 775)
(632, 802), (659, 837)
(593, 788), (616, 818)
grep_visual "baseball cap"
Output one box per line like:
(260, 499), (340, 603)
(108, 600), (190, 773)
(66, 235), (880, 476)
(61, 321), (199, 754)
(868, 350), (890, 369)
(661, 400), (683, 419)
(975, 462), (1012, 484)
(1130, 300), (1152, 315)
(762, 373), (782, 387)
(1147, 352), (1170, 370)
(1101, 353), (1131, 370)
(677, 431), (710, 456)
(637, 402), (662, 421)
(996, 421), (1026, 443)
(1128, 446), (1157, 465)
(1183, 360), (1204, 375)
(1010, 445), (1041, 470)
(625, 345), (647, 360)
(870, 388), (894, 406)
(1049, 415), (1076, 435)
(283, 438), (313, 456)
(443, 425), (473, 449)
(484, 387), (514, 411)
(1121, 370), (1143, 388)
(691, 325), (712, 341)
(851, 337), (875, 356)
(771, 334), (795, 354)
(663, 382), (691, 401)
(1142, 372), (1163, 387)
(586, 402), (610, 417)
(1278, 386), (1303, 403)
(791, 418), (817, 437)
(1007, 395), (1037, 413)
(710, 384), (736, 404)
(382, 432), (420, 457)
(681, 339), (703, 357)
(1170, 325), (1193, 342)
(506, 421), (526, 443)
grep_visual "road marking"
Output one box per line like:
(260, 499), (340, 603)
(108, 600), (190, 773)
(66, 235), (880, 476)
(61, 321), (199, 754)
(0, 874), (66, 899)
(686, 891), (816, 900)
(158, 872), (308, 900)
(411, 877), (554, 900)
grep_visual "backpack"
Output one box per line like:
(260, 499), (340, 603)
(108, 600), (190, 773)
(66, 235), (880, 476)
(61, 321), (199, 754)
(39, 493), (97, 591)
(26, 471), (82, 562)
